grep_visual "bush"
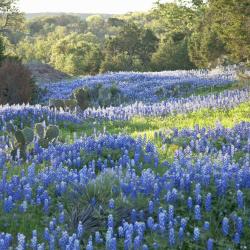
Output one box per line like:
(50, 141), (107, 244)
(73, 87), (90, 110)
(0, 59), (37, 105)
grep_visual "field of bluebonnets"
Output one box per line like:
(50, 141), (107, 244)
(0, 69), (250, 250)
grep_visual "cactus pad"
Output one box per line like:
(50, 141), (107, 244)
(35, 123), (45, 139)
(45, 125), (59, 141)
(22, 127), (34, 145)
(15, 130), (25, 145)
(38, 138), (49, 148)
(6, 122), (15, 134)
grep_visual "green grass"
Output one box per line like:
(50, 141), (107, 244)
(61, 101), (250, 142)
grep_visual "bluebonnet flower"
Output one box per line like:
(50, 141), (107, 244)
(222, 217), (229, 236)
(0, 150), (6, 168)
(193, 227), (200, 242)
(134, 236), (141, 249)
(169, 227), (175, 246)
(148, 200), (154, 214)
(194, 205), (201, 221)
(178, 227), (184, 241)
(168, 205), (174, 222)
(205, 193), (212, 212)
(49, 236), (55, 250)
(158, 212), (166, 232)
(153, 242), (159, 249)
(109, 237), (117, 250)
(74, 239), (80, 250)
(180, 218), (187, 230)
(118, 226), (124, 238)
(77, 221), (84, 238)
(95, 231), (103, 243)
(108, 214), (114, 228)
(233, 232), (240, 244)
(203, 221), (210, 231)
(86, 237), (93, 250)
(43, 198), (49, 214)
(109, 199), (115, 209)
(17, 233), (26, 250)
(59, 211), (65, 224)
(131, 209), (137, 223)
(187, 197), (193, 210)
(237, 190), (244, 209)
(4, 196), (13, 213)
(207, 238), (214, 250)
(147, 217), (154, 230)
(236, 217), (243, 235)
(44, 228), (50, 241)
(30, 230), (37, 249)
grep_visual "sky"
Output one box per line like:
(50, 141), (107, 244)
(18, 0), (172, 14)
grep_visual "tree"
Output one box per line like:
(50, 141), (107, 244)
(0, 36), (5, 64)
(0, 59), (36, 105)
(50, 33), (102, 75)
(102, 22), (158, 72)
(86, 15), (106, 39)
(151, 36), (195, 70)
(188, 0), (250, 67)
(0, 0), (24, 34)
(100, 52), (143, 73)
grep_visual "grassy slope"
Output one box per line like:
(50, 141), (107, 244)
(62, 101), (250, 141)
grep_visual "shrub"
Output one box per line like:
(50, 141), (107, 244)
(73, 87), (90, 110)
(0, 59), (37, 105)
(49, 99), (65, 110)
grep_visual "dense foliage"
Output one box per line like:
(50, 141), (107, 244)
(2, 0), (249, 76)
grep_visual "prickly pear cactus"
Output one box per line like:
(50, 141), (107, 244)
(73, 88), (90, 110)
(45, 125), (59, 142)
(64, 99), (77, 111)
(35, 123), (45, 139)
(98, 87), (112, 107)
(38, 138), (49, 148)
(15, 130), (26, 145)
(49, 99), (65, 110)
(6, 122), (15, 134)
(22, 127), (34, 145)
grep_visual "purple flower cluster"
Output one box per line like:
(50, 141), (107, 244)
(0, 121), (248, 248)
(41, 69), (236, 103)
(0, 104), (81, 130)
(80, 89), (249, 120)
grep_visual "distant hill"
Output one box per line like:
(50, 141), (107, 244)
(25, 13), (114, 20)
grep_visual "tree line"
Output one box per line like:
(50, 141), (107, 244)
(1, 0), (249, 76)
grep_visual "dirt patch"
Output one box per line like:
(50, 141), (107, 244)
(26, 62), (70, 84)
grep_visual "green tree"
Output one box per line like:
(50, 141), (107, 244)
(0, 0), (24, 34)
(188, 0), (250, 67)
(100, 52), (143, 73)
(86, 15), (106, 39)
(151, 36), (195, 70)
(102, 22), (158, 72)
(51, 32), (102, 75)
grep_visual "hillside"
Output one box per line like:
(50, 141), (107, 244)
(26, 62), (70, 84)
(0, 69), (249, 249)
(25, 12), (114, 19)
